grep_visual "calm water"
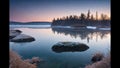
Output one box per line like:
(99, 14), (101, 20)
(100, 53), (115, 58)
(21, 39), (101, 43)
(10, 26), (110, 68)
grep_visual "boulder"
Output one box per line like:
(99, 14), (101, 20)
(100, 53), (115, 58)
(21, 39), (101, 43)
(52, 42), (89, 53)
(91, 53), (104, 63)
(10, 30), (22, 39)
(10, 34), (35, 42)
(24, 57), (44, 64)
(30, 57), (41, 64)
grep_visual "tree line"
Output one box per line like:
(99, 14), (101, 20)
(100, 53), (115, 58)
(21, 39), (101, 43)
(52, 10), (110, 27)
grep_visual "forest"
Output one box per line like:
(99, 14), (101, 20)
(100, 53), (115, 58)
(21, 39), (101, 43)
(52, 10), (110, 27)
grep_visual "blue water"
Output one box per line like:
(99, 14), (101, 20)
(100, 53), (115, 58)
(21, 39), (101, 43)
(10, 26), (110, 68)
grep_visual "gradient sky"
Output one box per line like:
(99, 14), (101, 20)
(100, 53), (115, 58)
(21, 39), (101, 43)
(10, 0), (110, 22)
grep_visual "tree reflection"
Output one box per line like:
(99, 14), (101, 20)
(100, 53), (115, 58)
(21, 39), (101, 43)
(52, 28), (110, 43)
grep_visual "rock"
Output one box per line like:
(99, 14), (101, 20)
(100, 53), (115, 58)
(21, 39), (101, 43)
(24, 57), (43, 64)
(10, 34), (35, 42)
(30, 57), (41, 64)
(15, 30), (22, 33)
(52, 42), (89, 53)
(91, 53), (104, 63)
(10, 30), (22, 39)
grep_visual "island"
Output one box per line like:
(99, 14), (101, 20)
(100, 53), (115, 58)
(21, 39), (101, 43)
(51, 10), (110, 29)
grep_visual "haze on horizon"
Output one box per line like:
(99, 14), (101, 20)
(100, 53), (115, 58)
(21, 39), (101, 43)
(10, 0), (110, 22)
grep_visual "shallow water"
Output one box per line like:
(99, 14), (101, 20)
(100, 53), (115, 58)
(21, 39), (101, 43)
(10, 26), (110, 68)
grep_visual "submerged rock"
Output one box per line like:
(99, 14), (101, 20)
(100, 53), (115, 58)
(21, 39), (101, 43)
(10, 34), (35, 42)
(10, 30), (22, 39)
(52, 42), (89, 53)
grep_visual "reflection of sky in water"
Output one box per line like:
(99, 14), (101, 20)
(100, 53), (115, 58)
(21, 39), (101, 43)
(10, 28), (110, 68)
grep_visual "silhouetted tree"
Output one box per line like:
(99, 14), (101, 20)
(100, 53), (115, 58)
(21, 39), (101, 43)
(101, 14), (108, 20)
(57, 18), (59, 20)
(91, 14), (94, 20)
(73, 15), (78, 19)
(87, 10), (90, 19)
(80, 13), (86, 20)
(66, 16), (69, 20)
(69, 15), (73, 19)
(53, 18), (56, 22)
(96, 11), (98, 20)
(52, 10), (110, 27)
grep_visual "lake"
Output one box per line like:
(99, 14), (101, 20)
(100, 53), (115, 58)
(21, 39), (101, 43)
(10, 25), (110, 68)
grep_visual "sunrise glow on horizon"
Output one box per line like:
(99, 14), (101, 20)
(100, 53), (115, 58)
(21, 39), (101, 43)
(10, 0), (110, 22)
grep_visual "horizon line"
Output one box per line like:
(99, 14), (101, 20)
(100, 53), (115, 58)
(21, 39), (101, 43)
(10, 21), (52, 23)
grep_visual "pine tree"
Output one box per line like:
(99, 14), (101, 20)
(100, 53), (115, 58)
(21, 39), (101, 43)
(87, 10), (90, 19)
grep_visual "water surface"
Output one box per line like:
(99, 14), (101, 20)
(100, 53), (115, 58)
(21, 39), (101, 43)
(10, 26), (110, 68)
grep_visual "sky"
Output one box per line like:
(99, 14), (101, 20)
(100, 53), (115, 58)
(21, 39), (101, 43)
(10, 0), (110, 22)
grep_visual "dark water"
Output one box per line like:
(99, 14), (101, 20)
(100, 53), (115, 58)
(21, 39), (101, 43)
(10, 27), (110, 68)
